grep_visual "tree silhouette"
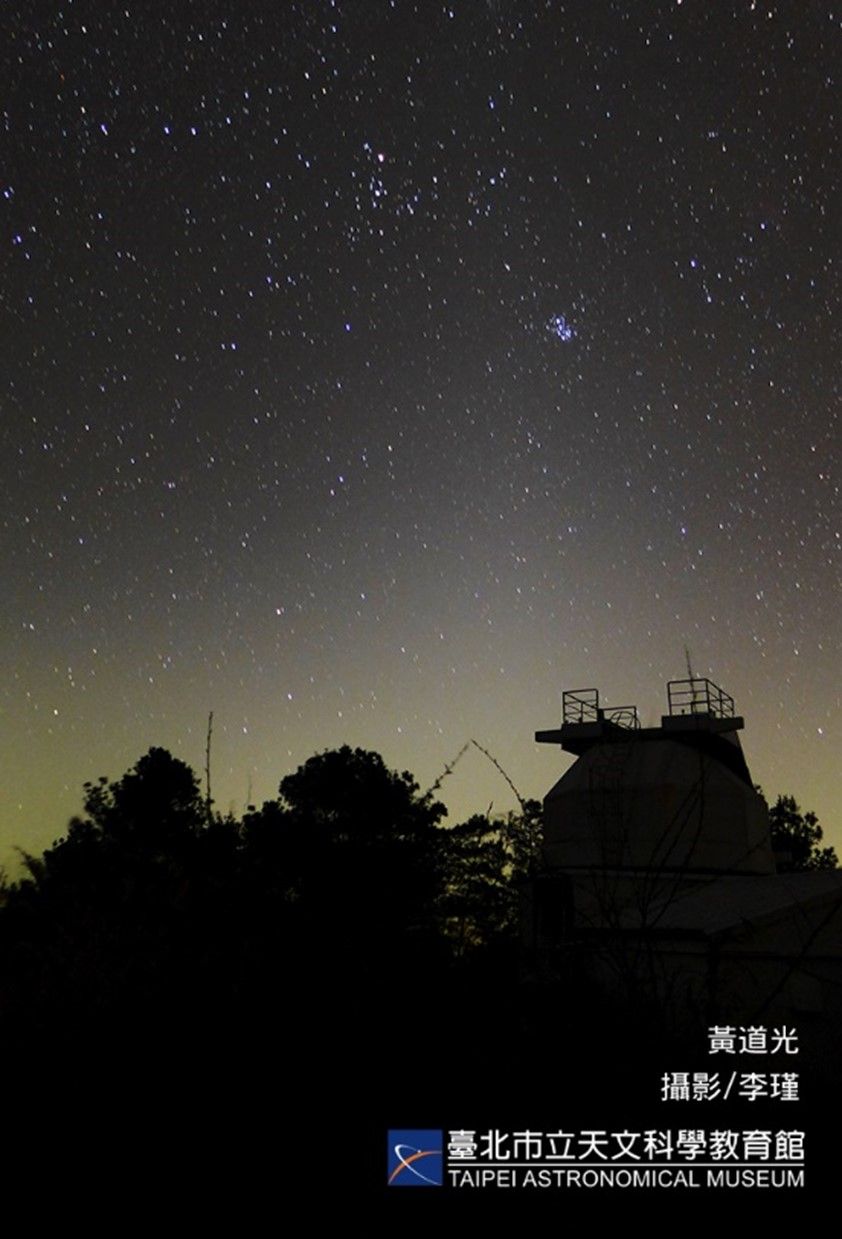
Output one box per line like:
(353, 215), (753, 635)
(442, 800), (542, 953)
(26, 748), (207, 886)
(0, 740), (543, 1113)
(769, 794), (838, 871)
(242, 746), (449, 981)
(0, 748), (244, 1057)
(82, 746), (205, 842)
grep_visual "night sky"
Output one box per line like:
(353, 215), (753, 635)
(3, 1), (839, 869)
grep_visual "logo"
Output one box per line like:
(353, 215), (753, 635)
(387, 1130), (443, 1187)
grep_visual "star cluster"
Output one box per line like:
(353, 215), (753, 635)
(2, 1), (839, 862)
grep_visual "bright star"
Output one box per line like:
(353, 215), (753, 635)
(547, 314), (575, 341)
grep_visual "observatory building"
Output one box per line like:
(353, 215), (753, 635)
(529, 677), (842, 1063)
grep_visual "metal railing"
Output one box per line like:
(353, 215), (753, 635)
(562, 689), (639, 730)
(604, 705), (640, 730)
(667, 677), (734, 719)
(562, 688), (600, 724)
